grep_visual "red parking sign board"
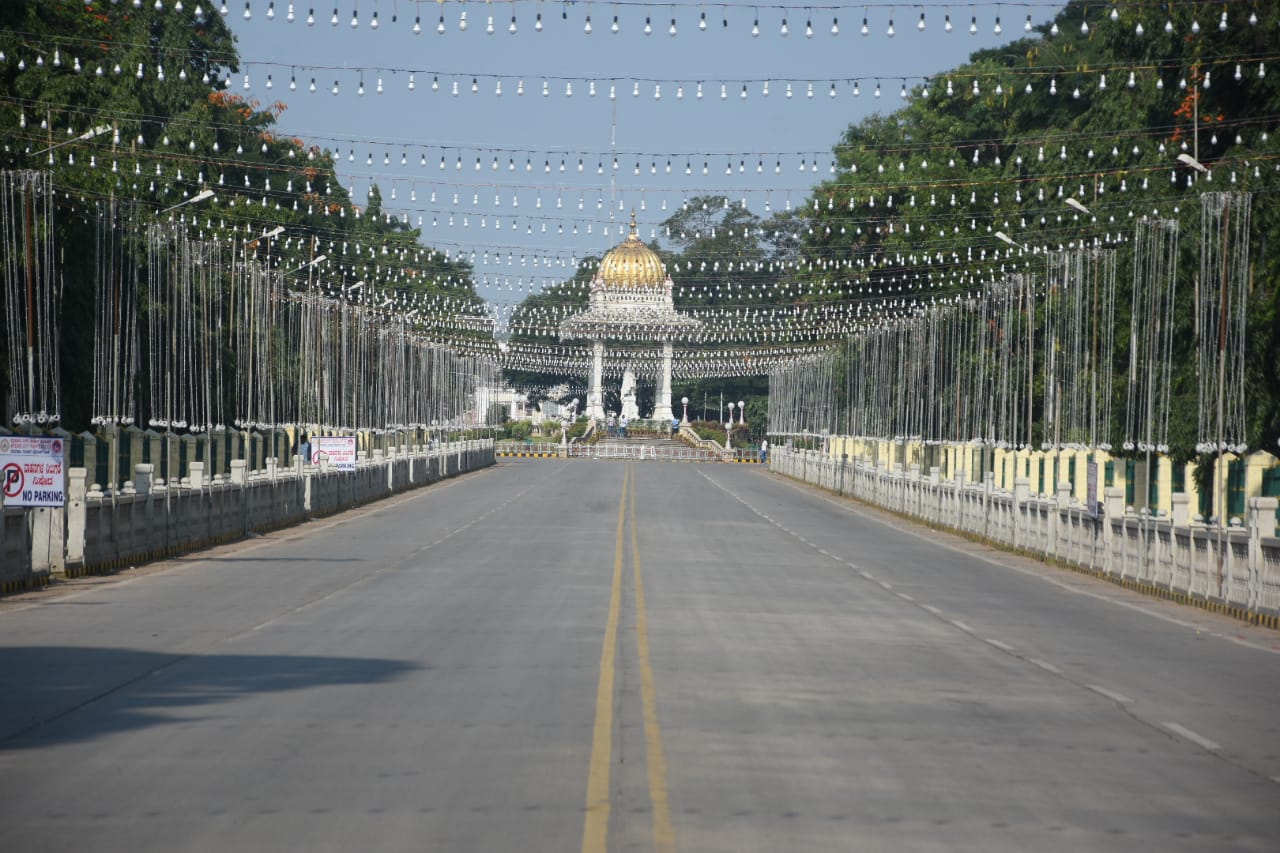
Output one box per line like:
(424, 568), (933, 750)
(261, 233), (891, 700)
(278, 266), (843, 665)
(2, 462), (23, 499)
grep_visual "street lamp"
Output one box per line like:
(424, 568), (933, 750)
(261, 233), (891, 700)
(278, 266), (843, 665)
(160, 187), (215, 214)
(738, 400), (746, 426)
(726, 401), (736, 427)
(1177, 152), (1209, 173)
(681, 396), (689, 424)
(1064, 197), (1091, 216)
(34, 124), (112, 156)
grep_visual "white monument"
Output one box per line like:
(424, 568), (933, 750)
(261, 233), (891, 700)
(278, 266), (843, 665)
(559, 212), (701, 423)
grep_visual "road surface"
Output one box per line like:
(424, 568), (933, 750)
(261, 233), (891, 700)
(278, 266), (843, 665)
(1, 459), (1277, 852)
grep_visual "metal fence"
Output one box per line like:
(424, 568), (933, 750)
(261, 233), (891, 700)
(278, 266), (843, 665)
(772, 448), (1280, 623)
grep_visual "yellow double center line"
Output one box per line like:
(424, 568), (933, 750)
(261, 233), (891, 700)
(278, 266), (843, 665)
(581, 463), (675, 853)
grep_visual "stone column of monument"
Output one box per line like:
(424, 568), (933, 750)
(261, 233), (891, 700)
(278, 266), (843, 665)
(653, 341), (675, 422)
(586, 338), (606, 421)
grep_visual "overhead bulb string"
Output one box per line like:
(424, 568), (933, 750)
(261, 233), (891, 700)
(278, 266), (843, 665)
(609, 97), (618, 224)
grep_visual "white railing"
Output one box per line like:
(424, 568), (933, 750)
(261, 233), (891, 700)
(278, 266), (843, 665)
(772, 448), (1280, 620)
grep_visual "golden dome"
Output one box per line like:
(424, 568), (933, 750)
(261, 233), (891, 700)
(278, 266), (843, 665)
(598, 212), (666, 289)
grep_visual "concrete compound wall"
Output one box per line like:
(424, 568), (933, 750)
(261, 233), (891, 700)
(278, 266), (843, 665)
(774, 448), (1280, 627)
(1, 440), (493, 590)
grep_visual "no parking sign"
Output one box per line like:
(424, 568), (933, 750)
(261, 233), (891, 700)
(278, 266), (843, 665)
(0, 436), (65, 507)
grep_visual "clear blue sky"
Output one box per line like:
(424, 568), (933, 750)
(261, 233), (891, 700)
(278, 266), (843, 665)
(228, 1), (1064, 308)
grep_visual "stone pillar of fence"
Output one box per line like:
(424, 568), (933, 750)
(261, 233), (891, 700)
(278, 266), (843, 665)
(1012, 478), (1029, 550)
(1073, 449), (1090, 505)
(189, 461), (205, 491)
(1102, 487), (1125, 575)
(229, 458), (247, 486)
(66, 467), (87, 568)
(134, 463), (153, 497)
(1171, 492), (1190, 527)
(1050, 481), (1072, 559)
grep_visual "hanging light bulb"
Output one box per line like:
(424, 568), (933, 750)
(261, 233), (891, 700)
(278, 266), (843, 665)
(584, 14), (592, 33)
(458, 10), (467, 30)
(918, 12), (927, 31)
(752, 18), (759, 37)
(886, 18), (895, 36)
(804, 19), (813, 37)
(670, 17), (677, 36)
(780, 17), (788, 36)
(861, 16), (868, 35)
(969, 16), (977, 34)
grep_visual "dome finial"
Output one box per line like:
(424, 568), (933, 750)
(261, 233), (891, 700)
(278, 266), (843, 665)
(629, 208), (638, 236)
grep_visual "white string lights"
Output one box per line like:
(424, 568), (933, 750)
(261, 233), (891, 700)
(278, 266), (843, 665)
(1, 170), (62, 425)
(1124, 216), (1179, 454)
(1196, 190), (1251, 456)
(217, 1), (1263, 44)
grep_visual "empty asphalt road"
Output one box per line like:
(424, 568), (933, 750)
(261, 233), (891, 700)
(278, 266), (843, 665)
(1, 459), (1278, 852)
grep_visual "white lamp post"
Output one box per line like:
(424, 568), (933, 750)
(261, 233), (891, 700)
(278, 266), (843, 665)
(681, 396), (689, 424)
(725, 421), (734, 451)
(726, 401), (736, 427)
(738, 400), (746, 426)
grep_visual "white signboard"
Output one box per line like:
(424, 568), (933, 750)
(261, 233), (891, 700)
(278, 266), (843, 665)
(311, 435), (357, 471)
(0, 435), (66, 507)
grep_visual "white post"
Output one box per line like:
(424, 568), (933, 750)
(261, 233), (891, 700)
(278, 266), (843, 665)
(653, 340), (675, 422)
(66, 467), (87, 568)
(587, 338), (606, 421)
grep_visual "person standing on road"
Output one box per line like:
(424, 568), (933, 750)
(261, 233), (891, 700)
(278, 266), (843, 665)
(759, 438), (768, 464)
(619, 414), (629, 438)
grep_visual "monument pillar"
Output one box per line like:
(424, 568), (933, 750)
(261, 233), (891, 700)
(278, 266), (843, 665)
(653, 340), (675, 422)
(586, 338), (606, 421)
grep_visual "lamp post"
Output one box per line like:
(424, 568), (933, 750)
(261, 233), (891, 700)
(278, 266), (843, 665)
(725, 421), (733, 452)
(738, 400), (746, 426)
(726, 401), (736, 429)
(681, 396), (689, 425)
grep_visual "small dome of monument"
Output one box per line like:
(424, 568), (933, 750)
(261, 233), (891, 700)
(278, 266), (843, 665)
(597, 212), (666, 289)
